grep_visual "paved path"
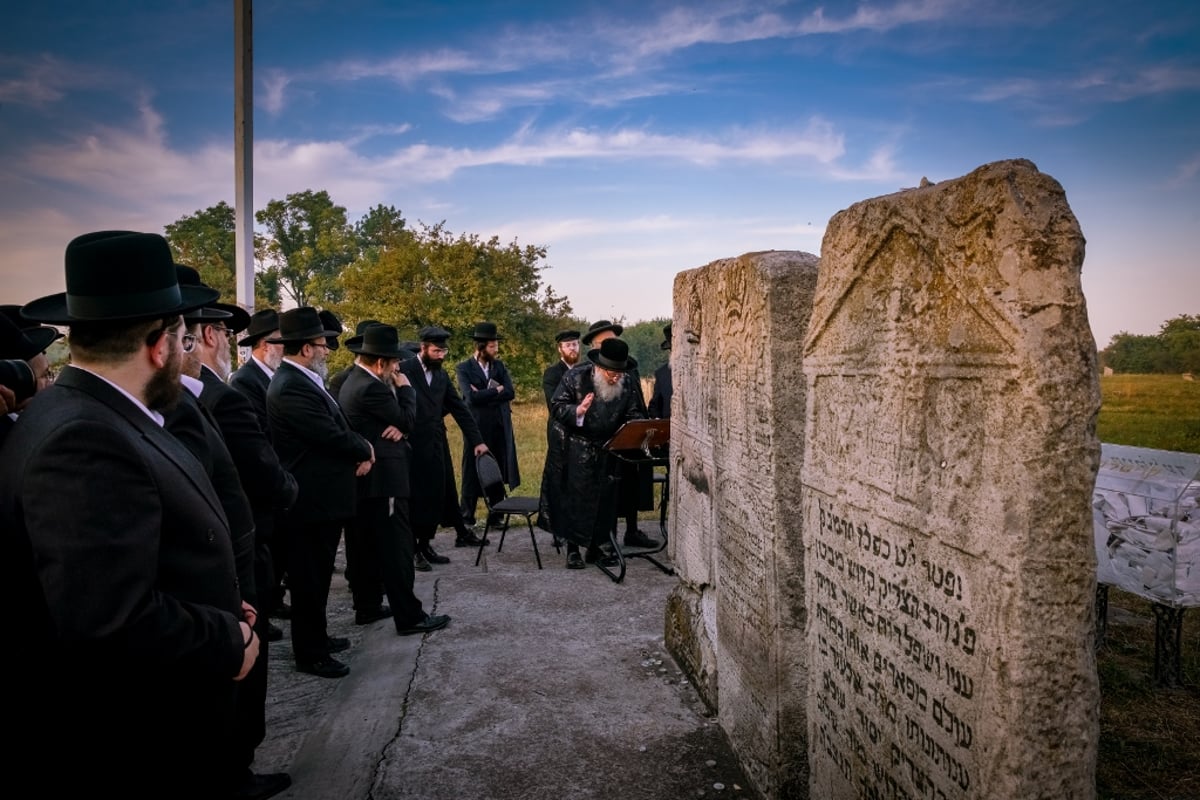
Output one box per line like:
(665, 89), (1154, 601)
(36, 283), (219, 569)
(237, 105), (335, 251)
(255, 527), (761, 800)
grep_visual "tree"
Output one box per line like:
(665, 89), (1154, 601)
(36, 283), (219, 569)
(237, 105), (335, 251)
(164, 202), (237, 300)
(622, 318), (671, 376)
(1100, 313), (1200, 373)
(256, 190), (357, 307)
(1158, 314), (1200, 373)
(337, 221), (572, 400)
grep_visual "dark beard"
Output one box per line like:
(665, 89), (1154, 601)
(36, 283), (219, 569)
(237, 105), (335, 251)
(421, 355), (444, 370)
(478, 350), (494, 364)
(145, 347), (183, 411)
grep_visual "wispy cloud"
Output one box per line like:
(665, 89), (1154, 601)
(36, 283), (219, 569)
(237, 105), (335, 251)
(1167, 153), (1200, 188)
(261, 69), (291, 115)
(0, 54), (111, 106)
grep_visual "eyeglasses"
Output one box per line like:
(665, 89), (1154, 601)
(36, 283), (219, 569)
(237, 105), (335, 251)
(164, 331), (197, 353)
(208, 324), (236, 341)
(308, 341), (330, 351)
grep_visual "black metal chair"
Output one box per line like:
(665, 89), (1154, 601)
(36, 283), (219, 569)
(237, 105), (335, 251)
(473, 451), (557, 569)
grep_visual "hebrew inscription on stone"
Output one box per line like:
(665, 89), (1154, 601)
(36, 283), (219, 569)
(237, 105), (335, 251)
(802, 160), (1100, 800)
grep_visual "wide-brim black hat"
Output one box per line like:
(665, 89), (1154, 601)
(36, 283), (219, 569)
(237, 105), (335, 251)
(176, 265), (234, 325)
(417, 325), (451, 346)
(0, 305), (63, 354)
(238, 309), (280, 347)
(347, 324), (407, 358)
(660, 322), (672, 350)
(0, 314), (39, 361)
(555, 329), (581, 343)
(586, 338), (636, 372)
(581, 319), (623, 345)
(22, 231), (219, 324)
(470, 321), (503, 341)
(266, 307), (342, 344)
(319, 310), (343, 350)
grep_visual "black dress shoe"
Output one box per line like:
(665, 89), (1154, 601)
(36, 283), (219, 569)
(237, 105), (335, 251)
(355, 605), (391, 625)
(566, 551), (585, 569)
(422, 545), (450, 564)
(229, 771), (292, 800)
(396, 613), (451, 636)
(326, 635), (350, 653)
(414, 551), (432, 572)
(623, 529), (659, 548)
(297, 655), (349, 678)
(267, 622), (284, 642)
(455, 530), (488, 547)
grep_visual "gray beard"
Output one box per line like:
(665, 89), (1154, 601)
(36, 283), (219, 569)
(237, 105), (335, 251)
(593, 373), (625, 404)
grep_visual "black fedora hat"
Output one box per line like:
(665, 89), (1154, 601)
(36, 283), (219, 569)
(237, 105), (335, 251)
(0, 305), (63, 354)
(660, 322), (672, 350)
(0, 313), (39, 361)
(417, 325), (451, 346)
(318, 309), (343, 350)
(347, 324), (407, 358)
(341, 319), (384, 350)
(175, 265), (234, 325)
(555, 329), (581, 343)
(22, 231), (219, 324)
(238, 309), (280, 347)
(470, 321), (503, 341)
(586, 338), (636, 372)
(266, 307), (342, 344)
(581, 319), (623, 345)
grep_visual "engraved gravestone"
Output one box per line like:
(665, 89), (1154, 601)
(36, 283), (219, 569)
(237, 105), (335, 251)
(665, 250), (819, 798)
(802, 159), (1100, 799)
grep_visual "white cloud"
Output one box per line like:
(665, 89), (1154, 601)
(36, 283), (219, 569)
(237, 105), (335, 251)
(261, 69), (291, 115)
(0, 54), (112, 106)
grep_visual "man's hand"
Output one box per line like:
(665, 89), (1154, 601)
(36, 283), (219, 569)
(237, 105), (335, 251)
(235, 621), (259, 681)
(381, 425), (403, 441)
(0, 384), (16, 415)
(473, 443), (489, 457)
(355, 460), (373, 477)
(392, 370), (411, 388)
(577, 392), (595, 417)
(241, 600), (258, 630)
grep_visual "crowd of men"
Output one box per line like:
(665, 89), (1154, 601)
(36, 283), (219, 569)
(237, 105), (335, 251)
(0, 230), (674, 800)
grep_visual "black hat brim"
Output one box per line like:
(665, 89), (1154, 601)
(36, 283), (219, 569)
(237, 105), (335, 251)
(265, 327), (342, 344)
(586, 349), (637, 372)
(23, 326), (64, 354)
(21, 284), (221, 326)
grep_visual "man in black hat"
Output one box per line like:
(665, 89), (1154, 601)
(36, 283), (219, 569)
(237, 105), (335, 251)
(328, 318), (382, 398)
(0, 304), (63, 402)
(542, 328), (581, 408)
(647, 323), (673, 419)
(266, 307), (374, 678)
(0, 314), (40, 442)
(547, 337), (646, 568)
(338, 324), (451, 636)
(456, 321), (519, 531)
(0, 231), (258, 798)
(581, 320), (657, 549)
(230, 308), (283, 429)
(399, 325), (488, 568)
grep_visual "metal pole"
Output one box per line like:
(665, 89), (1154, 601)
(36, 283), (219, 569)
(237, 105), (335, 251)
(234, 0), (254, 313)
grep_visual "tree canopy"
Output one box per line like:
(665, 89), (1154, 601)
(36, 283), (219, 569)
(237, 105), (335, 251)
(1101, 314), (1200, 374)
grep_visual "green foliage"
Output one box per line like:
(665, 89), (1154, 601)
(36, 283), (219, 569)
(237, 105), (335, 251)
(337, 220), (573, 400)
(622, 318), (671, 375)
(255, 190), (357, 307)
(164, 201), (274, 308)
(1101, 313), (1200, 374)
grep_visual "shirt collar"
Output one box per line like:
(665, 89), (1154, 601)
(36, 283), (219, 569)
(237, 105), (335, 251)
(70, 365), (164, 427)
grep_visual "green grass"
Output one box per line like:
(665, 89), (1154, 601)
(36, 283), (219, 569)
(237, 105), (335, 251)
(1098, 374), (1200, 454)
(451, 384), (1199, 799)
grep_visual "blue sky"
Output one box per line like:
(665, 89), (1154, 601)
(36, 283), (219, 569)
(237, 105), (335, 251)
(1, 1), (1196, 348)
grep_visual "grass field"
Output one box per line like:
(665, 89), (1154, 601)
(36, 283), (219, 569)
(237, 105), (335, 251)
(449, 376), (1198, 799)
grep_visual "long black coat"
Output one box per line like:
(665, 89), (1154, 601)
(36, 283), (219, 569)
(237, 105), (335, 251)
(337, 365), (417, 499)
(229, 357), (272, 431)
(456, 356), (519, 490)
(398, 358), (483, 530)
(0, 366), (245, 795)
(541, 359), (570, 409)
(267, 361), (372, 522)
(546, 363), (644, 546)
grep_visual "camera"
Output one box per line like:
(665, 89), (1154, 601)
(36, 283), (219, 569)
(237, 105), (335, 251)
(0, 359), (36, 404)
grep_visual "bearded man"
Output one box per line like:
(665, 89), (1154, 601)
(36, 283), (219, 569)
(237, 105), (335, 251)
(267, 307), (374, 678)
(399, 326), (488, 568)
(547, 337), (645, 569)
(0, 231), (258, 798)
(456, 322), (519, 528)
(230, 308), (284, 429)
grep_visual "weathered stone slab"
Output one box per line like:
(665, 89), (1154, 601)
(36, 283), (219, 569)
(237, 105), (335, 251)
(802, 159), (1100, 800)
(665, 250), (819, 799)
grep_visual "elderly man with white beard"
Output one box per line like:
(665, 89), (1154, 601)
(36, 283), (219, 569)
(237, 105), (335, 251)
(546, 337), (645, 569)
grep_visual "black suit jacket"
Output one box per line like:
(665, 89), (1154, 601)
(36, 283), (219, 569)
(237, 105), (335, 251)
(648, 363), (672, 419)
(337, 365), (417, 499)
(0, 366), (245, 791)
(542, 360), (570, 409)
(230, 358), (272, 432)
(456, 356), (519, 486)
(398, 358), (483, 527)
(267, 360), (372, 522)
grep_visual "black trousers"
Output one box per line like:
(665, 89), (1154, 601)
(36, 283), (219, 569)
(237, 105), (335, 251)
(356, 496), (426, 628)
(285, 517), (344, 663)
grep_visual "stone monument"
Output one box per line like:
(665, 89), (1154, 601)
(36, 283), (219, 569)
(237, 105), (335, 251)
(665, 250), (820, 798)
(802, 159), (1100, 799)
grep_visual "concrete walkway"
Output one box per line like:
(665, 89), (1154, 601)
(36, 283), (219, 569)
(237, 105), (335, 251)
(255, 526), (761, 800)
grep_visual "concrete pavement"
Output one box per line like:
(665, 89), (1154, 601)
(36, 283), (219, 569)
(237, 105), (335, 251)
(254, 525), (762, 800)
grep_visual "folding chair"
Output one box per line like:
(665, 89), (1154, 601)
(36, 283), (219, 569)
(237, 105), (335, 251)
(473, 451), (559, 569)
